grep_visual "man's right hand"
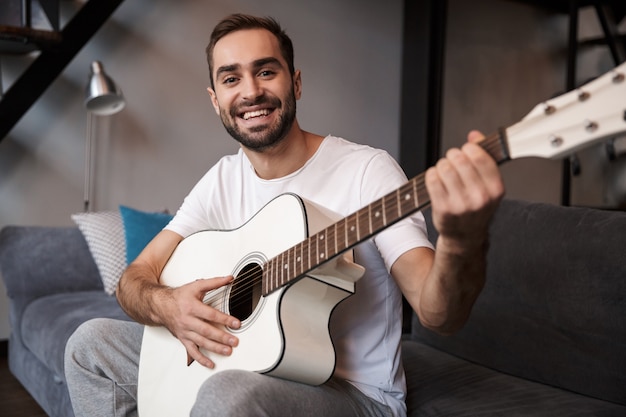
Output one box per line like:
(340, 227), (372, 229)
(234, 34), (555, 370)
(161, 276), (241, 369)
(117, 229), (242, 369)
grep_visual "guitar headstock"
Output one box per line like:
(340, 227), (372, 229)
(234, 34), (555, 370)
(505, 61), (626, 161)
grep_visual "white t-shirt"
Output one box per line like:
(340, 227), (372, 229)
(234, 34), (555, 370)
(166, 135), (433, 416)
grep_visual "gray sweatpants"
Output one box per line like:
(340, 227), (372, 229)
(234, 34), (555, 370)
(64, 318), (394, 417)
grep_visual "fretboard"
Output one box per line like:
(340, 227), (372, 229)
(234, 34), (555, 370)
(262, 131), (510, 295)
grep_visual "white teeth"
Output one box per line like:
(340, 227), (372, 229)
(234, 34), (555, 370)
(242, 109), (270, 120)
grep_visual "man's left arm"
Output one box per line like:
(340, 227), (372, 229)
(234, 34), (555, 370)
(391, 132), (504, 334)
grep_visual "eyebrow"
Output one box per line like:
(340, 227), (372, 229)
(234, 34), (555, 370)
(215, 57), (284, 79)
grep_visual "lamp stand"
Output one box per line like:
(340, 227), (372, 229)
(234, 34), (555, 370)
(83, 112), (95, 212)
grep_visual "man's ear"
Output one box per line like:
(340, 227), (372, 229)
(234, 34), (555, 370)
(207, 87), (220, 115)
(293, 70), (302, 100)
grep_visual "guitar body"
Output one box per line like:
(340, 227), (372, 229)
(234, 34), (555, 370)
(137, 194), (365, 417)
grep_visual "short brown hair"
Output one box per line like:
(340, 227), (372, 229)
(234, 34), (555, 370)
(206, 14), (295, 89)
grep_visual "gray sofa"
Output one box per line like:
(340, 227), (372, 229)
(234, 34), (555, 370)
(1, 199), (625, 416)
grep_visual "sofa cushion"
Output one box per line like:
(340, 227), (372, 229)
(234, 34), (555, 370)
(71, 211), (127, 295)
(402, 340), (626, 417)
(20, 291), (131, 380)
(413, 199), (626, 405)
(119, 205), (173, 263)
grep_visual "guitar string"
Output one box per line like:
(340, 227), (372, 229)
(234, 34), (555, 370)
(201, 133), (504, 312)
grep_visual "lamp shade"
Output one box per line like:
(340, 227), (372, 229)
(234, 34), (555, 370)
(84, 61), (125, 116)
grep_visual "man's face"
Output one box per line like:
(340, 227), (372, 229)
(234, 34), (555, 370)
(208, 29), (301, 151)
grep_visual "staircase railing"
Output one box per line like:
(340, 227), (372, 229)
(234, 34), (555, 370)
(0, 0), (125, 142)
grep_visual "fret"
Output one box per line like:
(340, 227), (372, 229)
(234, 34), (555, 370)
(290, 244), (297, 279)
(318, 232), (326, 263)
(367, 204), (373, 235)
(268, 252), (279, 291)
(269, 257), (276, 293)
(271, 258), (277, 292)
(275, 254), (279, 290)
(323, 225), (335, 261)
(262, 261), (266, 294)
(272, 253), (278, 291)
(300, 242), (305, 276)
(381, 195), (387, 227)
(370, 198), (385, 232)
(306, 237), (311, 272)
(331, 223), (338, 259)
(274, 252), (285, 288)
(346, 213), (358, 247)
(382, 192), (396, 229)
(296, 242), (303, 277)
(336, 218), (347, 253)
(356, 207), (369, 241)
(282, 248), (287, 286)
(309, 234), (318, 270)
(395, 188), (402, 218)
(285, 249), (291, 285)
(288, 246), (295, 282)
(410, 178), (418, 208)
(414, 176), (429, 211)
(398, 182), (415, 218)
(280, 250), (286, 288)
(265, 259), (270, 293)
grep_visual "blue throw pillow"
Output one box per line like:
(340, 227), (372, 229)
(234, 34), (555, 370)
(119, 205), (174, 264)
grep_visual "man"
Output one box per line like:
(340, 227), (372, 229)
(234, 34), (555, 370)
(65, 13), (504, 417)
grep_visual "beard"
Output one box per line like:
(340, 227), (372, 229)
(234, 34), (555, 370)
(219, 87), (297, 152)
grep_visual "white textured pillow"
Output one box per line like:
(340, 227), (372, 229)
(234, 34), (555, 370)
(71, 211), (127, 295)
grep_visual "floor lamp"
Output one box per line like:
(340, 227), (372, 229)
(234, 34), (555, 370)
(83, 60), (125, 212)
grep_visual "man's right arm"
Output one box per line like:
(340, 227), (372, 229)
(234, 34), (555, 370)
(116, 229), (182, 325)
(116, 230), (241, 368)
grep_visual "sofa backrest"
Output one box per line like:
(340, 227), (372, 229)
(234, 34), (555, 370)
(412, 199), (626, 405)
(0, 226), (103, 308)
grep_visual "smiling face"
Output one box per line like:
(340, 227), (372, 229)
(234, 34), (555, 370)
(208, 28), (301, 152)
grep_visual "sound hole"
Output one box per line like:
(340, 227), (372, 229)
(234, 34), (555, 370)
(229, 263), (263, 321)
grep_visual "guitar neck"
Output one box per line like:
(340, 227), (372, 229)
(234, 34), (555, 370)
(262, 132), (511, 295)
(261, 61), (626, 295)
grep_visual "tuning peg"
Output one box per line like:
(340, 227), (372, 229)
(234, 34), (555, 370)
(584, 119), (599, 132)
(543, 103), (556, 115)
(578, 90), (590, 101)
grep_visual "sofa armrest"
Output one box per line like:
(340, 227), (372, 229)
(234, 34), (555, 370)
(0, 226), (103, 301)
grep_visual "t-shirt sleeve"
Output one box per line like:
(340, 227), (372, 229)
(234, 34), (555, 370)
(164, 171), (213, 238)
(360, 152), (434, 272)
